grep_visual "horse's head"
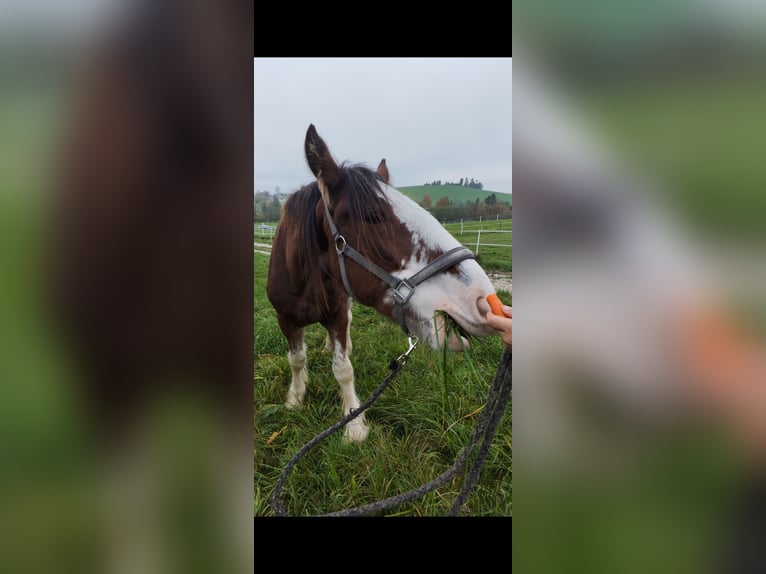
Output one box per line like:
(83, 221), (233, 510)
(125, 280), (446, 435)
(304, 124), (497, 350)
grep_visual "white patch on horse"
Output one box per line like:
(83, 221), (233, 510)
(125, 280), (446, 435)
(367, 180), (498, 347)
(379, 183), (463, 254)
(332, 340), (368, 442)
(346, 298), (353, 354)
(286, 343), (308, 408)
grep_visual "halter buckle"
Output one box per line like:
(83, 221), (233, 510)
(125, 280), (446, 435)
(392, 279), (415, 305)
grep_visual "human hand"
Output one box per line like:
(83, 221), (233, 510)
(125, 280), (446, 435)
(485, 302), (512, 349)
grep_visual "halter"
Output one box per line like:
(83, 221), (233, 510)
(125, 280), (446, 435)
(323, 201), (477, 335)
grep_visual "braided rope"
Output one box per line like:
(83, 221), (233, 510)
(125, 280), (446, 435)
(271, 349), (512, 516)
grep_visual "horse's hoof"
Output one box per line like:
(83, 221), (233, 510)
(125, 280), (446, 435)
(284, 393), (303, 409)
(343, 419), (369, 443)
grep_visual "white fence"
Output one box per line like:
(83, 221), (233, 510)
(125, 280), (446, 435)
(255, 218), (512, 257)
(447, 218), (512, 256)
(255, 224), (275, 241)
(461, 228), (512, 256)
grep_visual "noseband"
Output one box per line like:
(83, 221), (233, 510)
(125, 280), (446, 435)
(323, 201), (476, 335)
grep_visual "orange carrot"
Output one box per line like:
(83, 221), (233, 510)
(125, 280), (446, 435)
(487, 293), (504, 317)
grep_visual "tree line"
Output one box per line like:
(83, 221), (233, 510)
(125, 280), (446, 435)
(424, 177), (484, 190)
(255, 189), (512, 223)
(254, 190), (283, 222)
(420, 192), (511, 221)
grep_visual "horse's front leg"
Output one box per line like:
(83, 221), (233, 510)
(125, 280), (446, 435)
(325, 298), (353, 355)
(325, 306), (367, 443)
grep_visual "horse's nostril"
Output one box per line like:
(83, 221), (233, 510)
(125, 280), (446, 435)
(476, 295), (492, 317)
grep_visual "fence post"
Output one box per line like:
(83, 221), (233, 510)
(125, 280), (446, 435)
(475, 228), (481, 256)
(460, 219), (463, 236)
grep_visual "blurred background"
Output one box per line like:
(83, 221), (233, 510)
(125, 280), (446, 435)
(513, 1), (766, 573)
(1, 1), (252, 572)
(4, 0), (766, 569)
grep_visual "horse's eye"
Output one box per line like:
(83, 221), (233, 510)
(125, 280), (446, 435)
(364, 209), (385, 224)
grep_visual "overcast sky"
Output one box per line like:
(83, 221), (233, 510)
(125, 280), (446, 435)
(254, 58), (512, 196)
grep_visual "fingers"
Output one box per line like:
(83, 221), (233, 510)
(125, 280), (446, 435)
(485, 308), (512, 348)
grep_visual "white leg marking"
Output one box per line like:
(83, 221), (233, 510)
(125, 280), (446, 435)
(327, 301), (353, 353)
(286, 343), (308, 408)
(346, 300), (353, 355)
(332, 340), (368, 442)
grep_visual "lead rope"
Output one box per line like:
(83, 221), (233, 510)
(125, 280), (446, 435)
(271, 339), (512, 517)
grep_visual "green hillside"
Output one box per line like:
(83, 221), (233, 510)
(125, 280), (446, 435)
(398, 184), (512, 206)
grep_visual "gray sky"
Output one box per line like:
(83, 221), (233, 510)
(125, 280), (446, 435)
(254, 58), (512, 196)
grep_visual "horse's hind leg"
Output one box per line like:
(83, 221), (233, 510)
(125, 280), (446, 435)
(278, 318), (307, 409)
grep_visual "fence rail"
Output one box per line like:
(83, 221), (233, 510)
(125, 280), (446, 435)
(256, 219), (512, 257)
(459, 229), (512, 255)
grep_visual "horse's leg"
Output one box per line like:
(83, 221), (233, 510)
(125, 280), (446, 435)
(325, 305), (367, 443)
(325, 298), (353, 355)
(278, 317), (307, 409)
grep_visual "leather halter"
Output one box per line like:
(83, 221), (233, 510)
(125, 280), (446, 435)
(323, 201), (476, 335)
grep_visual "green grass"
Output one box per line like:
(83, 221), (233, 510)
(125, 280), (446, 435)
(444, 219), (512, 273)
(253, 252), (512, 517)
(579, 77), (766, 241)
(0, 78), (105, 571)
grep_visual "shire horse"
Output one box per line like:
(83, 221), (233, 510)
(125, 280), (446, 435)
(267, 125), (497, 442)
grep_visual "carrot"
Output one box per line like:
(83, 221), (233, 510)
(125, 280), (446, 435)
(487, 293), (504, 317)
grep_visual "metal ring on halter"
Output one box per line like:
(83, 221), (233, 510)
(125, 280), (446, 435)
(334, 235), (347, 254)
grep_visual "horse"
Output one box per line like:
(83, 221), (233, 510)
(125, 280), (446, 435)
(47, 3), (253, 571)
(266, 125), (497, 442)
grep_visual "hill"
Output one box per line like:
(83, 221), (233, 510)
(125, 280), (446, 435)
(398, 185), (511, 206)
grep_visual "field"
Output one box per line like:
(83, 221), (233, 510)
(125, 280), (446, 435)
(253, 223), (512, 516)
(581, 79), (766, 241)
(398, 184), (512, 205)
(443, 219), (512, 272)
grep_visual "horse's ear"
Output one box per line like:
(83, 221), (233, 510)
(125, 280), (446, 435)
(376, 159), (389, 184)
(305, 124), (342, 205)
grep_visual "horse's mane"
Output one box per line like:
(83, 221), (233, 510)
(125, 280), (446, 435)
(340, 163), (399, 268)
(279, 163), (399, 314)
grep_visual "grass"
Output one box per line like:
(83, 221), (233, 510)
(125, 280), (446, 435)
(579, 77), (766, 242)
(444, 219), (512, 272)
(253, 248), (512, 517)
(0, 77), (105, 571)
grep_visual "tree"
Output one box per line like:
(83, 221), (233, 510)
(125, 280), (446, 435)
(420, 193), (432, 209)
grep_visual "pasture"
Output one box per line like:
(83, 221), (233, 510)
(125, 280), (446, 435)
(444, 219), (512, 272)
(253, 222), (512, 516)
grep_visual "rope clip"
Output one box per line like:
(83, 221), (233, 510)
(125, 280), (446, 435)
(396, 336), (419, 367)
